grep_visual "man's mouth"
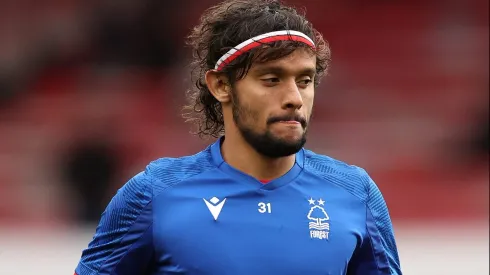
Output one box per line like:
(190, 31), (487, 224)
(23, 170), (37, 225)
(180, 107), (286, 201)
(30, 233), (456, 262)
(276, 120), (301, 125)
(268, 116), (306, 128)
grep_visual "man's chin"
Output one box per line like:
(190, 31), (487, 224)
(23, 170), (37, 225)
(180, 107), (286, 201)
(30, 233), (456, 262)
(270, 133), (306, 146)
(238, 125), (307, 158)
(256, 135), (307, 158)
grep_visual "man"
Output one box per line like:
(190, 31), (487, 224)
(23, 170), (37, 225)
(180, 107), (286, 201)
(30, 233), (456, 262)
(75, 0), (402, 274)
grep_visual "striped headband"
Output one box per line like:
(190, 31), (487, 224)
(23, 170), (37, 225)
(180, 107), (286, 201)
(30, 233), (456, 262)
(214, 30), (315, 71)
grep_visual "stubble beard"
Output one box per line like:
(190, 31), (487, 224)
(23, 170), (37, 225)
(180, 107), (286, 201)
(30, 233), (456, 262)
(231, 92), (307, 158)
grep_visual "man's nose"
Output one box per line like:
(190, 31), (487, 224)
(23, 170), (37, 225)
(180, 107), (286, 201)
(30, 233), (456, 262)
(281, 80), (304, 110)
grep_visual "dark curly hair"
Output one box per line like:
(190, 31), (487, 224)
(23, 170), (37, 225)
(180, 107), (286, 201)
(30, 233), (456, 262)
(184, 0), (331, 138)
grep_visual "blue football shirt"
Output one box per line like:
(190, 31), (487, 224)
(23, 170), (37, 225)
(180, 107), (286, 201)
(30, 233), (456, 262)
(75, 138), (402, 275)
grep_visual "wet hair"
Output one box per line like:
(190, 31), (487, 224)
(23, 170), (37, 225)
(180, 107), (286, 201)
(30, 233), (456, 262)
(184, 0), (331, 138)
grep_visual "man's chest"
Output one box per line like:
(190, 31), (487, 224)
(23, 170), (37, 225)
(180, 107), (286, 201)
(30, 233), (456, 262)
(151, 183), (366, 275)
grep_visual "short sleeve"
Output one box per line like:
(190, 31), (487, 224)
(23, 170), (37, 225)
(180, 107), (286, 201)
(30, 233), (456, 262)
(348, 170), (402, 274)
(75, 172), (154, 275)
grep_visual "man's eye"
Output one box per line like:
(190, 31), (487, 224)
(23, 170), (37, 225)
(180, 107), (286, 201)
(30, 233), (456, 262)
(298, 79), (312, 86)
(262, 78), (280, 83)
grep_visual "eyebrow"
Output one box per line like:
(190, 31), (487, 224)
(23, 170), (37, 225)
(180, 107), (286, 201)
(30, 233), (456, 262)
(253, 65), (316, 77)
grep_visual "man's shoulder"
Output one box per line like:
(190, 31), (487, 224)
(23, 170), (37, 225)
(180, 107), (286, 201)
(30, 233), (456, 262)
(138, 147), (216, 192)
(303, 149), (371, 202)
(303, 149), (366, 177)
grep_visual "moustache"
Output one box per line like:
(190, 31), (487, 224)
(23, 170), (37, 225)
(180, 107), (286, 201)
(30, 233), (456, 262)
(267, 115), (307, 128)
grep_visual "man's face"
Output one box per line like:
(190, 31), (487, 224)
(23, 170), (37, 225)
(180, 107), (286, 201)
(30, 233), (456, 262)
(231, 48), (316, 158)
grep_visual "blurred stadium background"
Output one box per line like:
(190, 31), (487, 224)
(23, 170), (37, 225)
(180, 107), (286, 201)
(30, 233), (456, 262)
(0, 0), (488, 274)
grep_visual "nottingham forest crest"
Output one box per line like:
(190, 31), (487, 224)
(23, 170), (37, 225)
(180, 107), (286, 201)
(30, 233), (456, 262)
(307, 198), (330, 240)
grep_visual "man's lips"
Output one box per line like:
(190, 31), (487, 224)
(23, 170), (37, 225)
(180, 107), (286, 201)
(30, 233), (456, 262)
(268, 116), (306, 127)
(276, 120), (301, 124)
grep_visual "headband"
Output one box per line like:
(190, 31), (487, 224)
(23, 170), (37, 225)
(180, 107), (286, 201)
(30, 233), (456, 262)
(214, 30), (315, 71)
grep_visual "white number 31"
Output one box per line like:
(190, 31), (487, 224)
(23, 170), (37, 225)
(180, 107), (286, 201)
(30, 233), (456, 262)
(258, 202), (272, 213)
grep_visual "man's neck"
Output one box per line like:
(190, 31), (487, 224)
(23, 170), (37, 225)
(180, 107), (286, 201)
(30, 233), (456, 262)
(220, 134), (296, 181)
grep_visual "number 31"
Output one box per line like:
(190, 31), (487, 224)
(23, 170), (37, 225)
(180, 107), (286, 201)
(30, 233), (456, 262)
(258, 202), (272, 213)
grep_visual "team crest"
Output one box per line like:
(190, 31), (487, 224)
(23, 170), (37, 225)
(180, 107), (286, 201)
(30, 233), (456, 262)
(307, 198), (330, 240)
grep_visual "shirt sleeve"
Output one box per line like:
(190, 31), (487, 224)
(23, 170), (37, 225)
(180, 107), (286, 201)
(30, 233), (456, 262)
(75, 171), (154, 275)
(347, 170), (402, 275)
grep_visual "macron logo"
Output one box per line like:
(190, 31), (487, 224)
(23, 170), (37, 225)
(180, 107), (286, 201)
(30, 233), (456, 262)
(203, 197), (227, 221)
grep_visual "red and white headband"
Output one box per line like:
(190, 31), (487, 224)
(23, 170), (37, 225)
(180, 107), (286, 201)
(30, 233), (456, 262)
(214, 30), (315, 71)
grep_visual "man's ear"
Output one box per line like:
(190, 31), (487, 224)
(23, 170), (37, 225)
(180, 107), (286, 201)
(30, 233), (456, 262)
(205, 70), (232, 103)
